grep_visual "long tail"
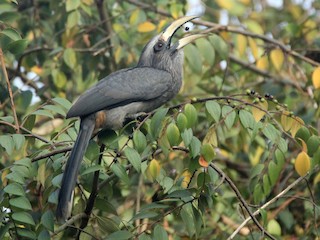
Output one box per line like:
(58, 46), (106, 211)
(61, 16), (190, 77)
(56, 115), (95, 221)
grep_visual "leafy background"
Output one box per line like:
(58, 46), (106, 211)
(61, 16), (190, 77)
(0, 0), (319, 239)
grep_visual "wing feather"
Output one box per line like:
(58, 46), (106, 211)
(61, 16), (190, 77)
(67, 67), (172, 118)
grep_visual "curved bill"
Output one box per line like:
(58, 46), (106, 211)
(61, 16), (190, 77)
(160, 15), (199, 43)
(174, 34), (207, 50)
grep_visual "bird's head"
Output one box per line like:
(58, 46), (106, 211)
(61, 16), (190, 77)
(138, 16), (204, 76)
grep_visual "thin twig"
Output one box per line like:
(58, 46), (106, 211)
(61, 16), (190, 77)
(51, 213), (87, 236)
(31, 146), (72, 162)
(209, 163), (276, 240)
(0, 48), (20, 133)
(228, 175), (307, 239)
(76, 144), (106, 239)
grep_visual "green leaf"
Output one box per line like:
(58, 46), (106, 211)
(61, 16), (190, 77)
(1, 28), (21, 41)
(166, 123), (180, 146)
(0, 116), (14, 123)
(38, 230), (50, 240)
(31, 109), (54, 119)
(14, 158), (31, 168)
(153, 225), (168, 240)
(6, 172), (25, 184)
(209, 34), (229, 59)
(139, 233), (152, 240)
(190, 136), (201, 158)
(63, 48), (77, 69)
(263, 174), (271, 195)
(268, 161), (279, 185)
(196, 38), (215, 65)
(206, 100), (221, 123)
(11, 165), (30, 179)
(307, 135), (320, 157)
(181, 128), (193, 147)
(133, 130), (147, 154)
(167, 190), (193, 199)
(67, 10), (80, 29)
(111, 163), (130, 185)
(41, 210), (54, 231)
(250, 164), (264, 178)
(52, 97), (72, 110)
(81, 165), (104, 175)
(140, 203), (169, 211)
(12, 134), (25, 150)
(52, 69), (67, 89)
(124, 147), (141, 172)
(9, 197), (32, 210)
(6, 39), (28, 54)
(184, 104), (198, 128)
(42, 105), (66, 116)
(185, 44), (202, 74)
(66, 0), (80, 11)
(275, 149), (285, 168)
(262, 123), (280, 142)
(106, 230), (133, 240)
(181, 203), (196, 237)
(0, 135), (14, 155)
(150, 108), (168, 139)
(222, 105), (236, 129)
(131, 211), (158, 221)
(253, 184), (263, 203)
(16, 228), (37, 239)
(95, 198), (118, 215)
(12, 212), (35, 226)
(239, 110), (255, 129)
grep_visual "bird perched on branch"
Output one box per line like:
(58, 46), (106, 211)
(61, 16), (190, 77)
(56, 15), (204, 221)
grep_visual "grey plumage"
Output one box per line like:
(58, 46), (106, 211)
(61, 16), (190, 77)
(56, 16), (203, 221)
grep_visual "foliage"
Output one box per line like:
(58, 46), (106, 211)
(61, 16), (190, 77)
(0, 0), (319, 239)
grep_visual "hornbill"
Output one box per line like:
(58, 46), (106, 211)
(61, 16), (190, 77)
(56, 15), (203, 221)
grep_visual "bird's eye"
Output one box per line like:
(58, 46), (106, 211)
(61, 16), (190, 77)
(154, 41), (165, 52)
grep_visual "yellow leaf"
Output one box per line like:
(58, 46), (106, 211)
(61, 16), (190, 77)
(203, 126), (218, 147)
(220, 31), (230, 41)
(248, 37), (259, 59)
(256, 56), (269, 71)
(236, 34), (247, 56)
(312, 67), (320, 89)
(216, 0), (233, 10)
(252, 100), (268, 122)
(294, 151), (310, 176)
(114, 46), (123, 64)
(181, 170), (191, 188)
(249, 146), (264, 166)
(313, 172), (320, 185)
(244, 20), (264, 35)
(137, 21), (156, 33)
(157, 19), (168, 33)
(31, 65), (43, 75)
(296, 138), (308, 153)
(129, 9), (141, 25)
(280, 112), (293, 132)
(290, 116), (304, 137)
(270, 48), (284, 71)
(147, 159), (161, 180)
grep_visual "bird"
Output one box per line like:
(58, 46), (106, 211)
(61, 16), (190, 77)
(56, 15), (204, 221)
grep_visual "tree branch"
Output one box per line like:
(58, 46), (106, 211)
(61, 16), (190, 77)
(76, 144), (106, 239)
(0, 49), (20, 133)
(228, 174), (307, 239)
(209, 163), (276, 240)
